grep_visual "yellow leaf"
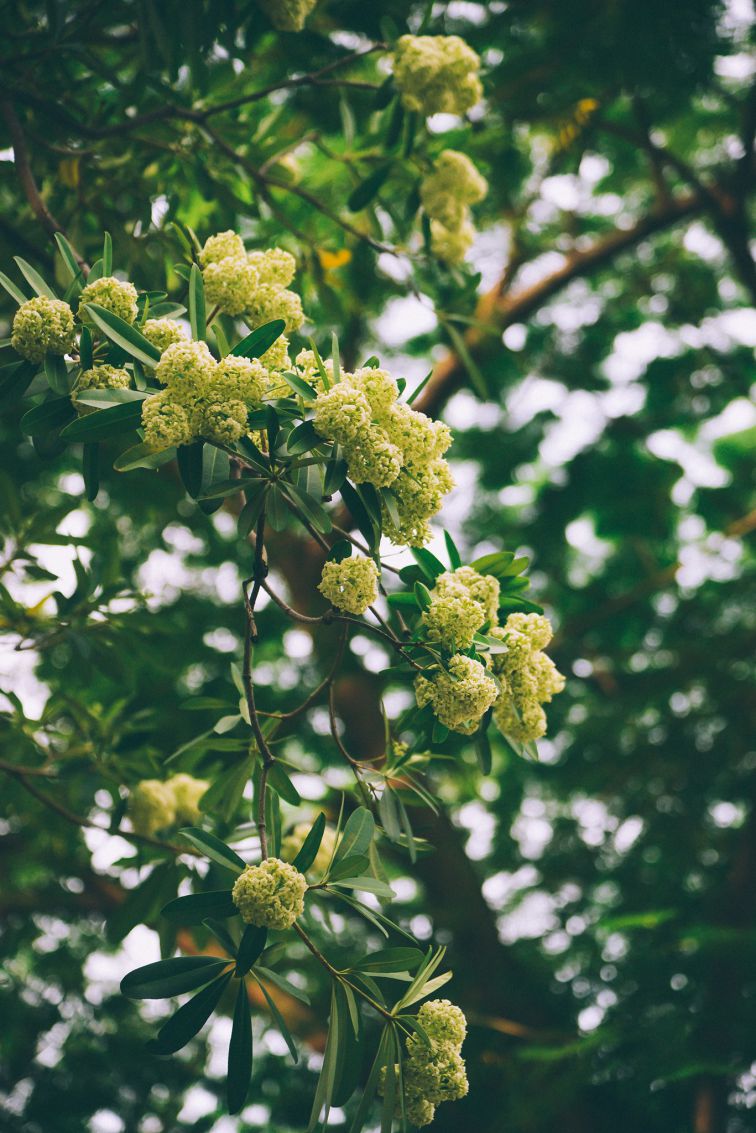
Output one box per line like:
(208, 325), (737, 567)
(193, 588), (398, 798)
(58, 158), (80, 188)
(318, 248), (352, 272)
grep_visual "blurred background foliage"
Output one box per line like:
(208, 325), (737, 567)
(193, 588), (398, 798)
(0, 1), (754, 1131)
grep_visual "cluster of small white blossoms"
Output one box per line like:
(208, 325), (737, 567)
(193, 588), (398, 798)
(11, 297), (76, 363)
(421, 149), (488, 265)
(281, 822), (339, 875)
(199, 230), (305, 332)
(490, 612), (566, 743)
(141, 335), (290, 450)
(79, 275), (139, 324)
(380, 999), (468, 1127)
(318, 556), (380, 615)
(393, 35), (483, 118)
(255, 0), (318, 30)
(414, 567), (565, 738)
(128, 773), (209, 836)
(231, 858), (307, 930)
(311, 365), (453, 546)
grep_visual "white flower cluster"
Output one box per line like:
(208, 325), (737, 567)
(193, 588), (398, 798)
(318, 556), (380, 615)
(415, 568), (565, 739)
(490, 613), (566, 743)
(128, 773), (209, 836)
(142, 337), (290, 450)
(231, 858), (307, 930)
(393, 35), (483, 117)
(200, 230), (305, 331)
(381, 999), (468, 1127)
(421, 149), (488, 265)
(310, 365), (453, 546)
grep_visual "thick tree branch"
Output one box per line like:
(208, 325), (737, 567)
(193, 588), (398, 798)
(415, 191), (701, 416)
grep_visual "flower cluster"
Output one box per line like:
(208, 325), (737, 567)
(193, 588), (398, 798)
(311, 366), (453, 546)
(143, 318), (187, 352)
(381, 999), (468, 1127)
(231, 858), (307, 929)
(281, 822), (339, 875)
(79, 276), (139, 324)
(200, 231), (305, 330)
(393, 35), (483, 117)
(255, 0), (318, 30)
(318, 556), (379, 615)
(76, 364), (131, 392)
(128, 773), (209, 836)
(142, 339), (282, 449)
(415, 652), (498, 734)
(11, 297), (76, 363)
(422, 565), (499, 651)
(490, 613), (566, 743)
(421, 149), (488, 265)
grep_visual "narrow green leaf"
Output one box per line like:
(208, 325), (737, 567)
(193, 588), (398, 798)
(60, 400), (143, 441)
(411, 547), (445, 581)
(227, 980), (253, 1114)
(238, 482), (268, 538)
(405, 369), (433, 406)
(83, 443), (100, 501)
(54, 233), (81, 282)
(292, 813), (326, 874)
(331, 807), (375, 870)
(281, 371), (317, 401)
(203, 918), (238, 957)
(0, 271), (28, 305)
(252, 972), (299, 1062)
(150, 971), (232, 1054)
(20, 397), (76, 436)
(283, 482), (332, 534)
(178, 827), (246, 874)
(231, 319), (285, 359)
(177, 441), (204, 498)
(120, 955), (229, 999)
(74, 388), (148, 409)
(443, 530), (462, 569)
(113, 442), (176, 471)
(83, 303), (161, 366)
(189, 263), (206, 341)
(161, 890), (238, 924)
(253, 965), (311, 1005)
(102, 231), (113, 275)
(236, 925), (268, 976)
(348, 164), (392, 211)
(14, 257), (57, 299)
(347, 1024), (392, 1133)
(43, 354), (70, 395)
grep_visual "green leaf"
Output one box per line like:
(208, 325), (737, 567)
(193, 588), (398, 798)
(238, 482), (268, 538)
(178, 827), (246, 874)
(324, 447), (347, 495)
(308, 984), (341, 1131)
(120, 955), (229, 999)
(378, 786), (402, 842)
(74, 388), (148, 409)
(83, 443), (100, 501)
(328, 854), (370, 882)
(333, 876), (395, 900)
(348, 164), (392, 211)
(339, 480), (377, 549)
(227, 979), (253, 1114)
(346, 1024), (393, 1133)
(83, 303), (161, 366)
(44, 354), (71, 395)
(281, 372), (317, 401)
(199, 477), (258, 501)
(102, 231), (113, 275)
(200, 445), (231, 496)
(251, 972), (299, 1062)
(231, 319), (285, 359)
(113, 442), (177, 471)
(236, 925), (268, 976)
(198, 759), (252, 824)
(0, 271), (28, 305)
(60, 400), (143, 441)
(283, 482), (332, 534)
(253, 966), (311, 1006)
(292, 813), (326, 873)
(331, 807), (375, 870)
(411, 547), (445, 581)
(189, 263), (206, 341)
(14, 257), (57, 299)
(161, 890), (238, 924)
(203, 918), (239, 956)
(177, 441), (204, 498)
(20, 398), (76, 436)
(267, 761), (301, 806)
(358, 948), (423, 974)
(0, 360), (35, 403)
(414, 581), (432, 610)
(150, 971), (232, 1054)
(443, 530), (462, 569)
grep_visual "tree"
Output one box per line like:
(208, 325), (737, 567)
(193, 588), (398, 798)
(1, 2), (754, 1132)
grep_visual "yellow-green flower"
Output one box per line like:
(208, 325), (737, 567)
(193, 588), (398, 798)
(11, 297), (75, 362)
